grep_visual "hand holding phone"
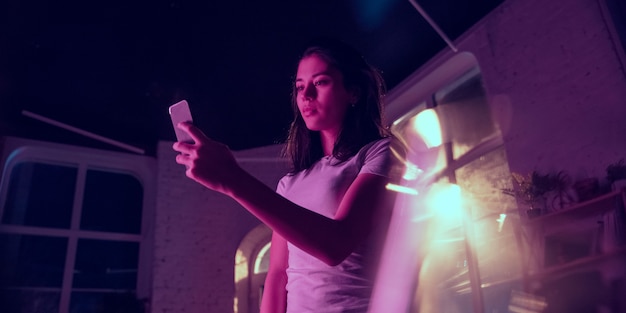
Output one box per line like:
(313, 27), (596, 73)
(169, 100), (194, 143)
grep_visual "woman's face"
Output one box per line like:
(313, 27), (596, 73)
(295, 54), (354, 136)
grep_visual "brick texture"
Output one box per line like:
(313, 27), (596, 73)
(463, 0), (626, 179)
(149, 0), (626, 311)
(152, 142), (287, 313)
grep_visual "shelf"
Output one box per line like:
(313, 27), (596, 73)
(431, 189), (626, 302)
(444, 246), (626, 294)
(528, 246), (626, 280)
(526, 188), (625, 224)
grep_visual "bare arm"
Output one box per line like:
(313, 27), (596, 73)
(227, 170), (390, 265)
(173, 122), (393, 265)
(260, 232), (288, 313)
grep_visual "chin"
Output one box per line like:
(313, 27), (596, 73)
(303, 121), (321, 131)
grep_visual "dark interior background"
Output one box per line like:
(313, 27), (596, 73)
(0, 0), (505, 156)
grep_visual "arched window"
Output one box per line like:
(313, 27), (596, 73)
(254, 242), (271, 275)
(234, 224), (271, 313)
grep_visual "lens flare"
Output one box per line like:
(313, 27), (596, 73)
(386, 183), (419, 195)
(426, 183), (463, 225)
(412, 109), (442, 148)
(402, 162), (423, 181)
(497, 213), (507, 232)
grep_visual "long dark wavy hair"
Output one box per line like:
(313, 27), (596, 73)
(284, 38), (390, 173)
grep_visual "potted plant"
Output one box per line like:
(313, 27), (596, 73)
(573, 176), (600, 202)
(546, 170), (576, 210)
(606, 159), (626, 190)
(502, 171), (557, 218)
(501, 170), (575, 217)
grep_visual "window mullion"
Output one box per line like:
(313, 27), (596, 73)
(59, 163), (87, 313)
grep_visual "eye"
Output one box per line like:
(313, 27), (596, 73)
(295, 84), (304, 92)
(314, 79), (328, 87)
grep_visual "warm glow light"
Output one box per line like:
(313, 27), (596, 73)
(497, 213), (507, 232)
(254, 242), (271, 274)
(402, 162), (423, 180)
(234, 249), (248, 283)
(424, 183), (463, 226)
(412, 109), (442, 148)
(508, 290), (548, 312)
(386, 183), (419, 195)
(433, 237), (465, 243)
(234, 249), (248, 313)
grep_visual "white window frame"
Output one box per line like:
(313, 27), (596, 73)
(0, 137), (156, 312)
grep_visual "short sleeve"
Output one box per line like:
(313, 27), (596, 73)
(276, 175), (289, 196)
(358, 138), (392, 177)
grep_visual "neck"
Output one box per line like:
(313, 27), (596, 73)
(320, 130), (338, 156)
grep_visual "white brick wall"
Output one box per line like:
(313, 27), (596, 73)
(150, 0), (626, 311)
(390, 0), (626, 180)
(152, 142), (287, 313)
(460, 0), (626, 179)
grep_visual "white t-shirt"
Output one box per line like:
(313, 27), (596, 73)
(276, 138), (392, 313)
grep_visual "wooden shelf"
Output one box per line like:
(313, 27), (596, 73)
(517, 188), (626, 282)
(435, 189), (626, 302)
(527, 188), (625, 224)
(442, 246), (626, 294)
(528, 246), (626, 280)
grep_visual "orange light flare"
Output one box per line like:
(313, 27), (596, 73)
(402, 161), (423, 181)
(423, 182), (464, 227)
(412, 108), (442, 149)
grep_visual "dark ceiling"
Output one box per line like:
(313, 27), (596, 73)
(0, 0), (504, 156)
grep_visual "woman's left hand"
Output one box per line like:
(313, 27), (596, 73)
(172, 122), (245, 194)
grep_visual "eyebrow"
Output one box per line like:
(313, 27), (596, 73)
(294, 71), (332, 82)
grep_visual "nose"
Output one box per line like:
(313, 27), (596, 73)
(302, 82), (316, 100)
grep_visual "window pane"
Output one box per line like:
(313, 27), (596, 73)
(73, 239), (139, 289)
(408, 227), (470, 313)
(2, 162), (77, 228)
(454, 147), (524, 312)
(81, 169), (143, 234)
(0, 289), (60, 313)
(435, 69), (497, 159)
(70, 291), (145, 313)
(0, 234), (68, 288)
(454, 147), (516, 219)
(254, 242), (271, 274)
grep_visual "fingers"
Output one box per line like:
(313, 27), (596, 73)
(174, 151), (199, 180)
(172, 123), (206, 154)
(174, 151), (190, 165)
(172, 141), (194, 155)
(177, 122), (211, 144)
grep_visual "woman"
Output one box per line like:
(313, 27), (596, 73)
(173, 38), (395, 313)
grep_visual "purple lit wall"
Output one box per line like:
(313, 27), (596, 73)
(152, 142), (287, 313)
(149, 0), (626, 312)
(459, 0), (626, 177)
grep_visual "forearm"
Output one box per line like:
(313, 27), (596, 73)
(225, 170), (351, 264)
(262, 232), (288, 313)
(225, 169), (391, 265)
(260, 270), (287, 313)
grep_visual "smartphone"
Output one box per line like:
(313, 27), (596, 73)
(168, 100), (194, 143)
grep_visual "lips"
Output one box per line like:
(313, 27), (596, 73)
(301, 107), (317, 117)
